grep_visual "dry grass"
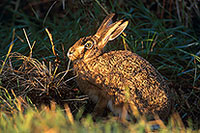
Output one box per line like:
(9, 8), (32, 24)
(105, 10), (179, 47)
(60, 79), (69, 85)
(0, 28), (89, 116)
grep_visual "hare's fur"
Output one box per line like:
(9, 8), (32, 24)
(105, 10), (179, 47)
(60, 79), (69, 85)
(67, 13), (173, 120)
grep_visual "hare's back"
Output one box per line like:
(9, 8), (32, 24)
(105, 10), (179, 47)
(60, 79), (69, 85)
(98, 50), (164, 84)
(94, 50), (169, 92)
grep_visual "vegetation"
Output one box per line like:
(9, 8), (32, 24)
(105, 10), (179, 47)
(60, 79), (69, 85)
(0, 0), (200, 132)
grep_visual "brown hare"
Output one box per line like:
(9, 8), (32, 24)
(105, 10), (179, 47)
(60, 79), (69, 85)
(67, 13), (173, 121)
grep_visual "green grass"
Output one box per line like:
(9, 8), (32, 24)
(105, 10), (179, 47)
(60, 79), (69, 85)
(0, 107), (127, 133)
(0, 0), (200, 132)
(0, 96), (193, 133)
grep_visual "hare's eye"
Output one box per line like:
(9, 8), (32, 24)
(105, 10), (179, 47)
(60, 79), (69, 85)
(84, 42), (93, 49)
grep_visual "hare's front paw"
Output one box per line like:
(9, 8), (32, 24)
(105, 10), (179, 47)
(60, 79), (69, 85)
(91, 96), (108, 119)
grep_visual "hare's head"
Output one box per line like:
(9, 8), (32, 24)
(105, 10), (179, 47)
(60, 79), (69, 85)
(67, 13), (128, 62)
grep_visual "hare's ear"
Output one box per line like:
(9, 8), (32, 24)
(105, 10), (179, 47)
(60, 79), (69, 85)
(96, 19), (128, 49)
(95, 13), (116, 38)
(108, 20), (128, 41)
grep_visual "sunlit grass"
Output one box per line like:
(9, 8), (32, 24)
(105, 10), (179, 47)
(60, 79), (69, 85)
(0, 99), (196, 132)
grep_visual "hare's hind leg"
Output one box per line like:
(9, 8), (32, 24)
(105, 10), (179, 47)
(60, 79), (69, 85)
(107, 100), (131, 121)
(121, 104), (130, 121)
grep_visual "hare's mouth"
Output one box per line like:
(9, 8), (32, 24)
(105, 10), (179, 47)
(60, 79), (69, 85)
(67, 54), (77, 61)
